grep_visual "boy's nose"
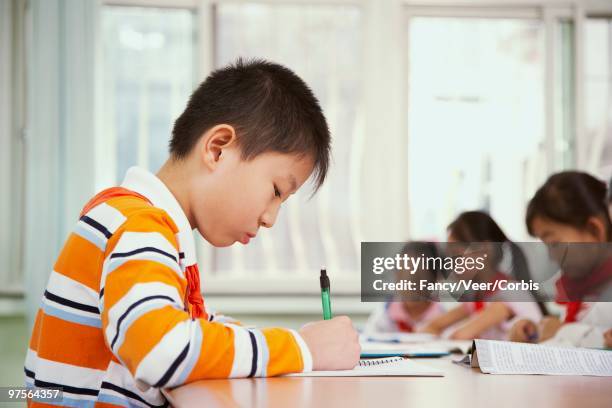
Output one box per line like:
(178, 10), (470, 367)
(260, 201), (281, 228)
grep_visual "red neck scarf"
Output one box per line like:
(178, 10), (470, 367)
(185, 264), (205, 318)
(555, 257), (612, 323)
(81, 187), (206, 319)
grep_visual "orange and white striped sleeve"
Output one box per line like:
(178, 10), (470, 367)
(100, 209), (312, 388)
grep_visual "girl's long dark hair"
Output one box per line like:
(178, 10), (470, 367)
(448, 211), (548, 316)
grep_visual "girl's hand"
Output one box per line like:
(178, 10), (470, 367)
(538, 316), (563, 342)
(509, 319), (538, 343)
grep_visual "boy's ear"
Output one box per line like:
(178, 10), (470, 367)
(199, 124), (237, 170)
(585, 216), (607, 242)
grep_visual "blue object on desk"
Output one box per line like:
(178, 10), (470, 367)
(360, 351), (450, 359)
(365, 337), (401, 344)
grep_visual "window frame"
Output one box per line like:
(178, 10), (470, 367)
(98, 0), (612, 314)
(403, 4), (563, 243)
(201, 0), (370, 297)
(581, 14), (612, 177)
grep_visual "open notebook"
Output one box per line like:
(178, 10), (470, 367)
(284, 357), (443, 377)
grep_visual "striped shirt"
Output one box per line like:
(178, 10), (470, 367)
(25, 167), (312, 407)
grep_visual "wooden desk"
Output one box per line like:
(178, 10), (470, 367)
(166, 357), (612, 408)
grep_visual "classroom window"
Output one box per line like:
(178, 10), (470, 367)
(584, 18), (612, 179)
(407, 17), (545, 241)
(100, 6), (196, 186)
(553, 19), (575, 172)
(206, 3), (363, 285)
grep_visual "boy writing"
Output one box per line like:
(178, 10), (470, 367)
(25, 59), (360, 407)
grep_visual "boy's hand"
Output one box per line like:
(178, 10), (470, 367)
(509, 319), (538, 343)
(298, 316), (361, 371)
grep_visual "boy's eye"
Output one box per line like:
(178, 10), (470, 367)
(274, 185), (282, 198)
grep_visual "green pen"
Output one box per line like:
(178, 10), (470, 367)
(320, 268), (332, 320)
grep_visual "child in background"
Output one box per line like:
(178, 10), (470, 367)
(609, 175), (612, 220)
(605, 329), (612, 348)
(25, 59), (360, 407)
(420, 211), (543, 340)
(364, 242), (446, 333)
(510, 171), (612, 347)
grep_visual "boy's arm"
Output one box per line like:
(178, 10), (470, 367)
(100, 210), (312, 389)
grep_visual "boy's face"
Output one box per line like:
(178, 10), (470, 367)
(191, 145), (314, 247)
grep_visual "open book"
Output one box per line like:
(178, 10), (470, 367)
(285, 357), (443, 377)
(456, 339), (612, 376)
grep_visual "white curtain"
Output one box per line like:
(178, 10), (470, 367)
(0, 0), (25, 300)
(23, 0), (100, 327)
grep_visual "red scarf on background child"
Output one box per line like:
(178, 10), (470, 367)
(80, 187), (206, 319)
(555, 257), (612, 323)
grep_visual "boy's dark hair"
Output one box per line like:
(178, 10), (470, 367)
(170, 58), (331, 191)
(526, 171), (612, 239)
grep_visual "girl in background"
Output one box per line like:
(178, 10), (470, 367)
(608, 175), (612, 221)
(364, 242), (446, 333)
(510, 171), (612, 347)
(420, 211), (543, 340)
